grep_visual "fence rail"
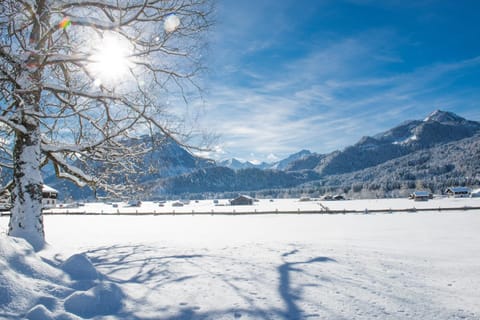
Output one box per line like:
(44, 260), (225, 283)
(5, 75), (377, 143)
(2, 206), (479, 217)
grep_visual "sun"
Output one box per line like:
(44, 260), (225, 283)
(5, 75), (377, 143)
(89, 35), (131, 85)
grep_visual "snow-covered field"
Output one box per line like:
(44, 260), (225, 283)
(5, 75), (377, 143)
(1, 198), (480, 319)
(44, 196), (480, 215)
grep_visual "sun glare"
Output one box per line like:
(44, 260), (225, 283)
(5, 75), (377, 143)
(89, 36), (131, 85)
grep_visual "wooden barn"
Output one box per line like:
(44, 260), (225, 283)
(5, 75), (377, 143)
(230, 195), (254, 206)
(410, 191), (431, 201)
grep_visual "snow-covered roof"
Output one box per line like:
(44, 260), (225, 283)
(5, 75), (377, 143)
(230, 195), (254, 205)
(42, 185), (58, 194)
(234, 195), (253, 200)
(446, 187), (470, 193)
(412, 191), (430, 197)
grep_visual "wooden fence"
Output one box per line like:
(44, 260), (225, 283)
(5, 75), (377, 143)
(2, 206), (479, 216)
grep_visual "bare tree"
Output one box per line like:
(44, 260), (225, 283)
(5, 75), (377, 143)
(0, 0), (213, 250)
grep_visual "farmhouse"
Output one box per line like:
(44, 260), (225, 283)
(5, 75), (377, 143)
(0, 185), (58, 210)
(410, 191), (431, 201)
(230, 195), (254, 206)
(445, 187), (471, 198)
(42, 185), (59, 208)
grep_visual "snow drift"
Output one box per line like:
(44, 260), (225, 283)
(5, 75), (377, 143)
(0, 236), (124, 319)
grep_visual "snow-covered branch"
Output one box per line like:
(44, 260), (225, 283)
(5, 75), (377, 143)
(1, 0), (213, 249)
(0, 116), (28, 134)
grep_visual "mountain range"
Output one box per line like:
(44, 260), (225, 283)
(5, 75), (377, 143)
(218, 149), (312, 171)
(45, 110), (480, 200)
(285, 109), (480, 175)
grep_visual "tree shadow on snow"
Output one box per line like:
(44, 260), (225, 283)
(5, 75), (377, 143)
(278, 256), (336, 320)
(78, 244), (337, 320)
(86, 244), (204, 286)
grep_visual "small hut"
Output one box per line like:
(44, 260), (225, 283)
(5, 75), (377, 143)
(410, 191), (431, 201)
(171, 201), (184, 207)
(230, 195), (254, 206)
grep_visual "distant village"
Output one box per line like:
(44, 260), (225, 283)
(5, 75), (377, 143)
(1, 184), (479, 213)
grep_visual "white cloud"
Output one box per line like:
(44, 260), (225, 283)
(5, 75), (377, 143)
(201, 6), (480, 162)
(207, 53), (479, 161)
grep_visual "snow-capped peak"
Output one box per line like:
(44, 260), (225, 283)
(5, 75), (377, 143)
(424, 110), (466, 124)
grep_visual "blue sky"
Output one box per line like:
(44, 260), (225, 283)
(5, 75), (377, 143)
(198, 0), (480, 163)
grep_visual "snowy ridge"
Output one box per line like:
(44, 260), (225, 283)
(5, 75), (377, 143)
(392, 134), (418, 145)
(424, 109), (468, 123)
(218, 158), (267, 170)
(269, 149), (312, 170)
(219, 150), (312, 171)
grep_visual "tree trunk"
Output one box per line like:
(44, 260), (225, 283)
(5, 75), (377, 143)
(8, 123), (45, 251)
(7, 0), (46, 251)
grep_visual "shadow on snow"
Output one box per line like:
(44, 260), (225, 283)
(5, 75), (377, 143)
(73, 244), (337, 319)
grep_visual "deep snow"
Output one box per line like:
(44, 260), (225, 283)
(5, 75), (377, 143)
(1, 199), (480, 319)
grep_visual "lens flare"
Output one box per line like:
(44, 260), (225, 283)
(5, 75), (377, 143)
(164, 14), (180, 33)
(59, 17), (71, 30)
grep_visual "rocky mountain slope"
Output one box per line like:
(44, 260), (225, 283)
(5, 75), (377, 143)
(153, 110), (479, 197)
(43, 110), (480, 199)
(284, 132), (480, 199)
(43, 136), (214, 200)
(288, 110), (480, 175)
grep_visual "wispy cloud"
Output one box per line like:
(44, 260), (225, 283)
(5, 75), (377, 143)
(200, 2), (480, 163)
(203, 52), (480, 162)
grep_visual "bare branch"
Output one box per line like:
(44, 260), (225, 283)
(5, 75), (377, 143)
(1, 0), (213, 198)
